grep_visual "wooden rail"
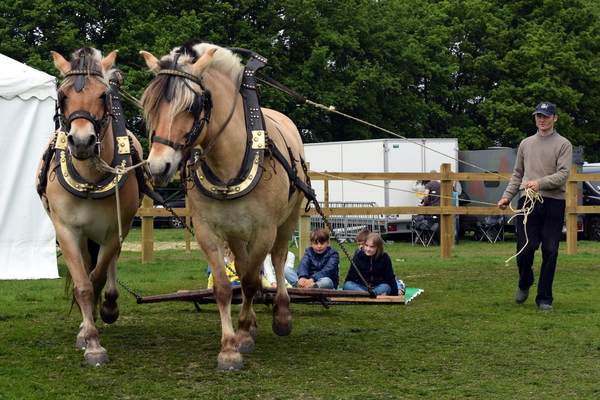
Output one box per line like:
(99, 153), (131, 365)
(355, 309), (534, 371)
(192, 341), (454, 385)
(299, 164), (600, 258)
(135, 164), (600, 262)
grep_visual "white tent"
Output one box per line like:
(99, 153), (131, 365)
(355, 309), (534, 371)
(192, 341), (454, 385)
(0, 53), (59, 279)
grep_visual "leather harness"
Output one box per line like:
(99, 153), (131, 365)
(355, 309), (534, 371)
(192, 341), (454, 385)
(37, 65), (146, 202)
(186, 48), (315, 202)
(151, 47), (316, 203)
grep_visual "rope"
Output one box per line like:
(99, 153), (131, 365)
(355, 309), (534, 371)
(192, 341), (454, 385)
(119, 89), (143, 109)
(504, 188), (543, 266)
(91, 155), (147, 245)
(311, 170), (500, 207)
(301, 99), (510, 182)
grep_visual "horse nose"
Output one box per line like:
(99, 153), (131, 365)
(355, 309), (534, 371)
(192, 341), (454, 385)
(148, 161), (172, 187)
(67, 132), (97, 158)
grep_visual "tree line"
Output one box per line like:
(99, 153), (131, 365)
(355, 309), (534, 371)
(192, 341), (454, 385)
(2, 0), (600, 160)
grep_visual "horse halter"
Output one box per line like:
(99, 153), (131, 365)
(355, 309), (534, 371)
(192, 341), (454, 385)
(151, 53), (213, 152)
(57, 56), (111, 141)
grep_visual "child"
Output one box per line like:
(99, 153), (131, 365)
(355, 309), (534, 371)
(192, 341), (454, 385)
(261, 250), (294, 288)
(355, 229), (371, 253)
(343, 233), (398, 296)
(286, 228), (339, 289)
(207, 242), (241, 289)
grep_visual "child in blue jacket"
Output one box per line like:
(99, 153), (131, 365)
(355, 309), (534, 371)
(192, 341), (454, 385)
(285, 228), (339, 289)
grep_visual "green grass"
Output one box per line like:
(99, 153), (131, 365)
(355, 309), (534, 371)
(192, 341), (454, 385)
(2, 229), (600, 399)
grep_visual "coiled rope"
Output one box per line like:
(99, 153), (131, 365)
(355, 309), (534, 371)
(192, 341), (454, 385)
(504, 188), (543, 266)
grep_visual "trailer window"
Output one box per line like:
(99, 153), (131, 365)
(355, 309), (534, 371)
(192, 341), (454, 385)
(484, 172), (500, 188)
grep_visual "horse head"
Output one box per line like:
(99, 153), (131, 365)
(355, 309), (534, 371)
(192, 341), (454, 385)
(52, 47), (117, 160)
(140, 44), (219, 187)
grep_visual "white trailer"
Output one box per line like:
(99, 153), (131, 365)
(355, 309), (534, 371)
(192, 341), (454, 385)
(303, 138), (459, 235)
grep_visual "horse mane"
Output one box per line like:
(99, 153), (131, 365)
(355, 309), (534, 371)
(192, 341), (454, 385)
(57, 46), (112, 93)
(141, 40), (243, 138)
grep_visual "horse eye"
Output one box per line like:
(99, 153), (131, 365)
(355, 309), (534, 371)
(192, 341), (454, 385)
(99, 93), (107, 100)
(90, 113), (98, 120)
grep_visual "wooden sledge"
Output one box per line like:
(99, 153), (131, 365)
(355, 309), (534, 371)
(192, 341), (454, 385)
(137, 286), (406, 308)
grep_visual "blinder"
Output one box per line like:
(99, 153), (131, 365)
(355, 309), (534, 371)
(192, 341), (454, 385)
(153, 53), (213, 151)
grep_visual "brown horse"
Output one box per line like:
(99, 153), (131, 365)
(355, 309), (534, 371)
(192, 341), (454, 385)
(140, 40), (310, 370)
(36, 47), (143, 366)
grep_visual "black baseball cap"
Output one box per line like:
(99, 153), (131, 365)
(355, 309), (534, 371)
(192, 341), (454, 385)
(532, 102), (557, 116)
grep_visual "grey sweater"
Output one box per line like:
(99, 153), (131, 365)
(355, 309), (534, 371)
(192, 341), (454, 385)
(502, 131), (573, 201)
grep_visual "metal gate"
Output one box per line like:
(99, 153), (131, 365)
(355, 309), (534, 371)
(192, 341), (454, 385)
(310, 202), (385, 242)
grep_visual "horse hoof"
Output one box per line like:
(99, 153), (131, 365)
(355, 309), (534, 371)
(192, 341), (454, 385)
(272, 320), (293, 337)
(100, 303), (119, 324)
(250, 326), (258, 341)
(75, 337), (86, 350)
(84, 350), (109, 366)
(217, 352), (243, 371)
(237, 340), (254, 354)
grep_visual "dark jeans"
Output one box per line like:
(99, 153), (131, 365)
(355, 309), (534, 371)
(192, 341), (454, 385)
(515, 196), (565, 306)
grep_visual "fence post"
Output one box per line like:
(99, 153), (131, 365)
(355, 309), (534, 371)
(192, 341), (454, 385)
(185, 201), (192, 253)
(298, 214), (311, 259)
(141, 195), (154, 263)
(566, 164), (578, 255)
(440, 163), (453, 258)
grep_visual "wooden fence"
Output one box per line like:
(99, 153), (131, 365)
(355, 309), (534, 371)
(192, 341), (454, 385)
(136, 164), (600, 262)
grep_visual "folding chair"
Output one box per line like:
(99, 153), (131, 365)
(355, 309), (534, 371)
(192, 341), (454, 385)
(412, 215), (439, 247)
(289, 227), (299, 248)
(476, 215), (505, 243)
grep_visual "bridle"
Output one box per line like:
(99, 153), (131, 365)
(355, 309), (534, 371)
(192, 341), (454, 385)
(57, 56), (112, 153)
(150, 54), (214, 152)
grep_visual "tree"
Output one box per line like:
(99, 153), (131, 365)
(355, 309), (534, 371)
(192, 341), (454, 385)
(2, 0), (600, 159)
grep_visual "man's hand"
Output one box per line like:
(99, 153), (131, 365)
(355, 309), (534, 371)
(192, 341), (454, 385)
(497, 198), (509, 210)
(525, 181), (540, 193)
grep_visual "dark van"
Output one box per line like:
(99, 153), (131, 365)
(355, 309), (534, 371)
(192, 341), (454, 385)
(582, 163), (600, 240)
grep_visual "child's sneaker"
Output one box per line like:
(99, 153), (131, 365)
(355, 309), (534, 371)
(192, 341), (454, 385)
(397, 279), (405, 295)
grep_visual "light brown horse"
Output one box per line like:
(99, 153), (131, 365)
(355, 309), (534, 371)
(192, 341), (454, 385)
(140, 40), (309, 370)
(36, 47), (143, 366)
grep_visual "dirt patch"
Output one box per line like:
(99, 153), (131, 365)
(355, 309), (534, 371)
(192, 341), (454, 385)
(121, 241), (201, 252)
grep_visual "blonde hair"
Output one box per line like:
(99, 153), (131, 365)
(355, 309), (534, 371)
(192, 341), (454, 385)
(365, 233), (385, 259)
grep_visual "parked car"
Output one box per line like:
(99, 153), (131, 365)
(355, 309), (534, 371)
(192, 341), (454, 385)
(133, 189), (189, 229)
(582, 163), (600, 240)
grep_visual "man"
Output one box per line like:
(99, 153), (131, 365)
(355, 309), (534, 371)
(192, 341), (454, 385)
(422, 171), (440, 242)
(497, 102), (573, 311)
(422, 171), (440, 207)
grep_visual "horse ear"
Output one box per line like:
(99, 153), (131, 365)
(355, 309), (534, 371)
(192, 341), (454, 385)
(191, 48), (218, 77)
(101, 50), (118, 73)
(51, 51), (71, 76)
(140, 51), (160, 74)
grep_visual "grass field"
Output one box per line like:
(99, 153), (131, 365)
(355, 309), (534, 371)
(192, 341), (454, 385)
(2, 228), (600, 399)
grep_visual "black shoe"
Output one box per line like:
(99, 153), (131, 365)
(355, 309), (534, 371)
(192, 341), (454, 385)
(515, 288), (529, 304)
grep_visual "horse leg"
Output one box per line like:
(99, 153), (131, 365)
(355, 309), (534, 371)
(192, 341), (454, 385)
(271, 214), (299, 336)
(200, 236), (243, 370)
(94, 239), (121, 324)
(213, 271), (243, 370)
(57, 230), (109, 365)
(231, 239), (269, 354)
